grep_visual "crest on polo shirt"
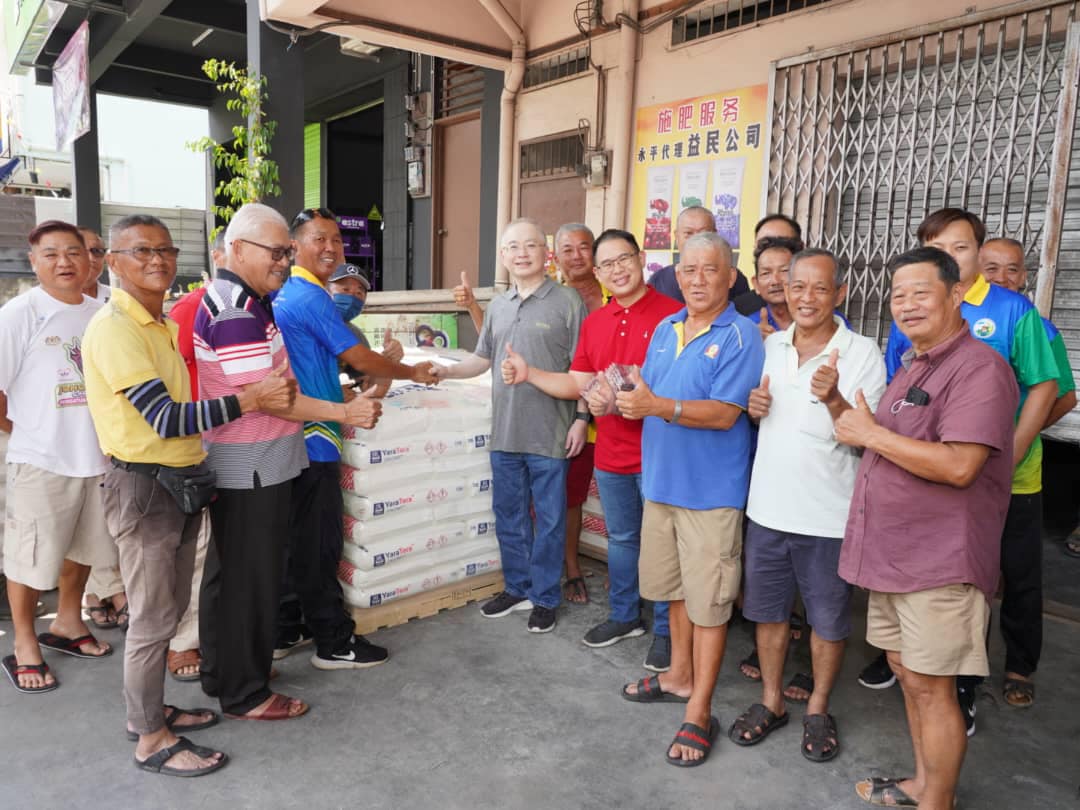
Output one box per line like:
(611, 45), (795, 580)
(973, 318), (996, 339)
(705, 343), (720, 359)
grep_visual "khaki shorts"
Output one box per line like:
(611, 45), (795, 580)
(866, 584), (990, 677)
(3, 463), (117, 591)
(639, 500), (742, 627)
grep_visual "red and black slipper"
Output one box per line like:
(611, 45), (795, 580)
(666, 715), (720, 767)
(2, 654), (59, 694)
(37, 632), (112, 659)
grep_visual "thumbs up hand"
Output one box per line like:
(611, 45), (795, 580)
(453, 271), (476, 310)
(380, 326), (405, 363)
(748, 373), (773, 421)
(834, 387), (878, 448)
(614, 367), (657, 421)
(758, 307), (776, 340)
(501, 342), (529, 385)
(810, 348), (840, 404)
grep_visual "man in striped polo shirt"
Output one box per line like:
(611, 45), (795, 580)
(193, 204), (382, 719)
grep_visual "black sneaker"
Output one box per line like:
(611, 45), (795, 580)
(957, 683), (977, 737)
(582, 619), (646, 648)
(480, 591), (533, 618)
(643, 634), (672, 672)
(273, 625), (314, 660)
(527, 606), (557, 634)
(857, 652), (897, 689)
(311, 634), (389, 670)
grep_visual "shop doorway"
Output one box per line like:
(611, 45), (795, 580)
(433, 112), (483, 290)
(327, 100), (384, 289)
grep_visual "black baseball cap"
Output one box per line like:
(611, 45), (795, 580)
(328, 263), (371, 290)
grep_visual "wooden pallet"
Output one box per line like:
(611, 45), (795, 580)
(347, 570), (504, 635)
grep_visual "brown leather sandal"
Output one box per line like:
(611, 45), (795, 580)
(167, 649), (202, 682)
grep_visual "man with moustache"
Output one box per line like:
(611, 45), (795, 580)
(0, 221), (115, 694)
(733, 249), (886, 761)
(838, 246), (1017, 809)
(83, 213), (295, 775)
(499, 228), (681, 660)
(273, 207), (438, 670)
(436, 218), (586, 634)
(618, 232), (763, 767)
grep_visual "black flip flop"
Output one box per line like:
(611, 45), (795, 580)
(666, 716), (720, 767)
(134, 736), (228, 778)
(37, 632), (112, 659)
(784, 672), (815, 703)
(126, 705), (221, 741)
(729, 703), (789, 746)
(85, 603), (118, 630)
(2, 654), (59, 694)
(621, 674), (689, 704)
(739, 648), (762, 682)
(562, 576), (589, 604)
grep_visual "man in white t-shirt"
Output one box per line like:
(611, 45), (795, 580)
(729, 249), (886, 761)
(0, 220), (116, 694)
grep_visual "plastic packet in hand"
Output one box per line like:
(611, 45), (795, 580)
(580, 375), (605, 400)
(605, 363), (639, 393)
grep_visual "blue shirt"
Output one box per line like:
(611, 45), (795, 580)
(650, 263), (750, 304)
(272, 267), (360, 461)
(640, 304), (764, 510)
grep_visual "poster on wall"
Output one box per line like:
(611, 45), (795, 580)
(632, 84), (767, 284)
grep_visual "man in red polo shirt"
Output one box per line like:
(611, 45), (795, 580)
(501, 228), (681, 667)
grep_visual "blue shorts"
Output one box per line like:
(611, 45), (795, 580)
(742, 519), (852, 642)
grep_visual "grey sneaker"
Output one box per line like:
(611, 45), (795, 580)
(527, 606), (557, 634)
(643, 634), (671, 672)
(582, 619), (647, 648)
(480, 591), (533, 618)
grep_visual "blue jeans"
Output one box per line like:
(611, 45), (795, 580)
(594, 469), (669, 636)
(490, 451), (569, 609)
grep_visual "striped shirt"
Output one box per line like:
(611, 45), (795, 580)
(193, 271), (307, 489)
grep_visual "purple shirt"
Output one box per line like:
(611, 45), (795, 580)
(839, 326), (1018, 599)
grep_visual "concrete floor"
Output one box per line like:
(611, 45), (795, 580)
(2, 572), (1079, 810)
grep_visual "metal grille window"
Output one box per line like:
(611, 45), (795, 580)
(767, 2), (1080, 346)
(672, 0), (836, 45)
(524, 47), (591, 88)
(519, 134), (585, 181)
(434, 61), (485, 119)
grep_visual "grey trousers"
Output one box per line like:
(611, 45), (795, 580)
(101, 466), (199, 736)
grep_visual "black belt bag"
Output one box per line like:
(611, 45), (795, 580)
(112, 458), (217, 515)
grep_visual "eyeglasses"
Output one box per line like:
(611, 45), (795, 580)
(110, 247), (180, 261)
(88, 247), (107, 257)
(233, 238), (295, 263)
(289, 207), (337, 232)
(597, 251), (639, 272)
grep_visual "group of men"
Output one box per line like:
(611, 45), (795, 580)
(0, 205), (437, 777)
(0, 197), (1073, 806)
(445, 205), (1071, 810)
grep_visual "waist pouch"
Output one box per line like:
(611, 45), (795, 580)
(155, 463), (218, 515)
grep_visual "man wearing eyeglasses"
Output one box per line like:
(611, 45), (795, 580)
(499, 228), (681, 659)
(84, 213), (297, 776)
(435, 218), (586, 634)
(271, 207), (439, 671)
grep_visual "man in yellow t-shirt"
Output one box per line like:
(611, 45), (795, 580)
(83, 214), (294, 779)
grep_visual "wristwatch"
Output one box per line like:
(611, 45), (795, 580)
(666, 399), (683, 424)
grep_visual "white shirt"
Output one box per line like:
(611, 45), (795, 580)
(0, 286), (107, 477)
(746, 317), (887, 538)
(90, 282), (111, 304)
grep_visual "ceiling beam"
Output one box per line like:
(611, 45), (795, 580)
(89, 0), (178, 84)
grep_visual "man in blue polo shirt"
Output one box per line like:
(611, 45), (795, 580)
(273, 207), (439, 671)
(617, 231), (764, 767)
(864, 208), (1059, 730)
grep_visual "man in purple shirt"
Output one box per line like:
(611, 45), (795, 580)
(834, 246), (1017, 810)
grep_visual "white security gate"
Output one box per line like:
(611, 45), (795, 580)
(766, 1), (1080, 352)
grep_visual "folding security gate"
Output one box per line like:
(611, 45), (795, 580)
(766, 0), (1080, 352)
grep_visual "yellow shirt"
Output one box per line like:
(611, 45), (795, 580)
(83, 287), (206, 467)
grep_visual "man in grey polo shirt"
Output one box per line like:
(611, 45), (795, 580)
(436, 218), (586, 634)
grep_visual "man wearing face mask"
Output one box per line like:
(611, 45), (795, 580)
(327, 263), (399, 396)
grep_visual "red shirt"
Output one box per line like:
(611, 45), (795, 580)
(570, 287), (682, 474)
(839, 327), (1018, 600)
(168, 286), (208, 396)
